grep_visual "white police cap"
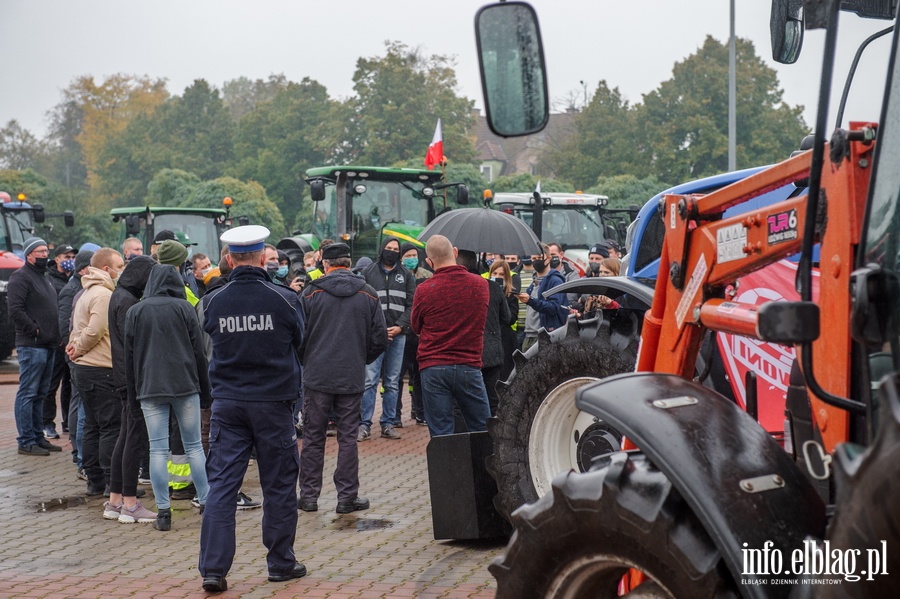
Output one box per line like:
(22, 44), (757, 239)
(221, 225), (270, 254)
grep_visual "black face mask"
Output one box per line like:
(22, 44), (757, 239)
(33, 257), (49, 269)
(381, 249), (399, 266)
(588, 262), (601, 276)
(549, 256), (561, 269)
(532, 259), (546, 272)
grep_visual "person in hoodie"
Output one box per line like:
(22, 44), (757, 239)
(358, 236), (416, 441)
(298, 242), (386, 515)
(515, 243), (568, 352)
(42, 244), (76, 440)
(104, 256), (156, 524)
(198, 225), (306, 592)
(67, 248), (125, 495)
(125, 263), (211, 532)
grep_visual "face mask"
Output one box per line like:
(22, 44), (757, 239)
(306, 266), (317, 273)
(265, 260), (279, 273)
(381, 249), (399, 266)
(34, 257), (49, 269)
(125, 253), (141, 262)
(521, 259), (532, 266)
(200, 267), (212, 277)
(588, 262), (601, 275)
(275, 265), (289, 278)
(485, 258), (495, 266)
(402, 257), (418, 270)
(60, 259), (76, 273)
(549, 256), (561, 269)
(532, 259), (546, 272)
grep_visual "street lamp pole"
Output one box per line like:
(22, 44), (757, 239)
(729, 0), (737, 171)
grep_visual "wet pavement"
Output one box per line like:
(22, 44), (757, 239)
(0, 360), (504, 598)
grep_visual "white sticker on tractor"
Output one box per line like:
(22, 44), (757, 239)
(675, 254), (707, 329)
(716, 224), (747, 263)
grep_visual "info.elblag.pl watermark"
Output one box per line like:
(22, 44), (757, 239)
(741, 540), (889, 585)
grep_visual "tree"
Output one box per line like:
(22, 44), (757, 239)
(488, 173), (574, 194)
(146, 169), (202, 205)
(545, 82), (638, 190)
(341, 42), (477, 167)
(222, 75), (289, 121)
(180, 177), (286, 237)
(635, 36), (807, 182)
(231, 78), (334, 228)
(0, 121), (47, 171)
(587, 174), (670, 210)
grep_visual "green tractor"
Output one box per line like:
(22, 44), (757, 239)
(279, 166), (468, 265)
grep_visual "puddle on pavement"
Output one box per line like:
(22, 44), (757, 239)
(332, 517), (394, 532)
(36, 496), (86, 512)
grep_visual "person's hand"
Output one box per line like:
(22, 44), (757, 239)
(387, 325), (402, 340)
(289, 277), (304, 292)
(65, 342), (78, 360)
(516, 293), (530, 304)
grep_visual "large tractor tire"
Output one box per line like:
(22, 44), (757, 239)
(808, 372), (900, 598)
(0, 293), (15, 361)
(487, 311), (641, 522)
(489, 451), (739, 598)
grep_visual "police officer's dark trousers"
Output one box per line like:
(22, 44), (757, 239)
(199, 398), (299, 578)
(299, 388), (362, 502)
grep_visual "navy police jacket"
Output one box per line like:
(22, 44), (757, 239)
(203, 265), (305, 402)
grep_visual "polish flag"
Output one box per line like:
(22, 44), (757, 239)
(424, 119), (443, 170)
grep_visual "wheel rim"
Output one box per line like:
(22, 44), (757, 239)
(550, 554), (676, 599)
(529, 376), (623, 497)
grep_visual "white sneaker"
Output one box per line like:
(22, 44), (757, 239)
(102, 501), (122, 520)
(118, 501), (157, 523)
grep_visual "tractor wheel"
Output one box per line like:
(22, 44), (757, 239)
(811, 372), (900, 598)
(489, 452), (739, 599)
(487, 312), (641, 522)
(0, 294), (15, 361)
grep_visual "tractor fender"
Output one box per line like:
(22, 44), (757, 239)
(576, 372), (827, 590)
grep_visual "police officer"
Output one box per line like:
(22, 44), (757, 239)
(198, 225), (306, 593)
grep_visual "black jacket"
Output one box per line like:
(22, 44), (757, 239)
(58, 273), (83, 344)
(483, 279), (514, 369)
(125, 264), (211, 407)
(361, 236), (416, 332)
(202, 265), (304, 402)
(300, 267), (387, 394)
(108, 256), (155, 391)
(8, 261), (60, 348)
(48, 267), (69, 295)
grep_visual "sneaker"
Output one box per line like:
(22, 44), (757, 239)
(393, 420), (403, 429)
(356, 425), (370, 442)
(381, 425), (401, 440)
(36, 438), (62, 452)
(137, 467), (151, 485)
(415, 417), (427, 426)
(102, 501), (122, 520)
(17, 445), (50, 456)
(76, 468), (88, 481)
(118, 501), (157, 523)
(326, 421), (337, 437)
(191, 497), (202, 509)
(170, 483), (197, 500)
(43, 426), (60, 439)
(236, 491), (261, 510)
(154, 508), (171, 531)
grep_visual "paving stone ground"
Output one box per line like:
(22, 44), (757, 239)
(0, 362), (504, 598)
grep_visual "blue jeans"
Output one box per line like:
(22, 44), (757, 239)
(141, 394), (208, 510)
(420, 364), (490, 437)
(15, 346), (55, 448)
(361, 335), (406, 430)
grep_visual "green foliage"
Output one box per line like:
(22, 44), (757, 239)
(341, 42), (477, 166)
(180, 177), (286, 238)
(146, 169), (202, 205)
(587, 174), (670, 210)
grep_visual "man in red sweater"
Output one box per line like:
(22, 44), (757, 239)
(410, 235), (491, 437)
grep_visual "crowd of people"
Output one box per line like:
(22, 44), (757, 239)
(9, 224), (623, 592)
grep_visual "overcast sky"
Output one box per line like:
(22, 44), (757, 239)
(1, 0), (894, 142)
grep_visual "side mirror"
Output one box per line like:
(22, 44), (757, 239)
(238, 216), (250, 226)
(32, 204), (45, 223)
(125, 214), (141, 235)
(310, 179), (326, 202)
(770, 0), (804, 64)
(457, 184), (469, 205)
(64, 210), (74, 228)
(475, 1), (549, 137)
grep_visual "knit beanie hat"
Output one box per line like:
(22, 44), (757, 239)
(23, 237), (47, 257)
(157, 239), (188, 266)
(74, 250), (94, 273)
(79, 242), (101, 253)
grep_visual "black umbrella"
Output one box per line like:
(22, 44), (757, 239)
(418, 207), (543, 256)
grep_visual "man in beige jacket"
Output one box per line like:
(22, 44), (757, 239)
(67, 248), (124, 496)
